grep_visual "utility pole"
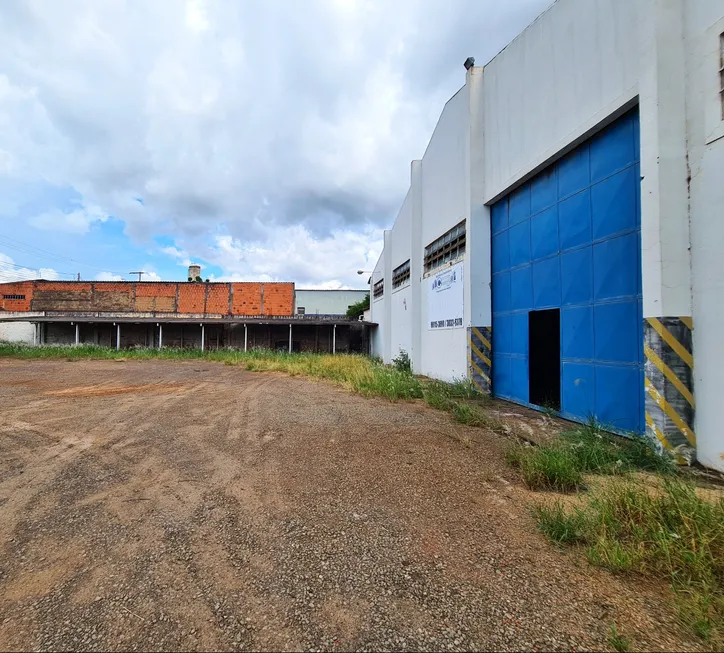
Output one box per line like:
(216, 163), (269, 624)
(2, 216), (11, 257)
(129, 271), (146, 282)
(77, 273), (80, 281)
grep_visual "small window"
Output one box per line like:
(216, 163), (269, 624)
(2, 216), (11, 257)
(297, 306), (305, 315)
(424, 220), (466, 273)
(373, 278), (384, 299)
(392, 260), (410, 289)
(3, 294), (25, 300)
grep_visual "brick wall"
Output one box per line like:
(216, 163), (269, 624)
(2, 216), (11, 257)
(33, 282), (93, 311)
(177, 283), (206, 314)
(261, 283), (294, 316)
(135, 283), (176, 313)
(205, 283), (231, 315)
(0, 281), (33, 312)
(231, 282), (262, 316)
(92, 283), (134, 311)
(0, 281), (295, 317)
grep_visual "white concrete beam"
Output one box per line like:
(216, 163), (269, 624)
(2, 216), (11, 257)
(639, 0), (692, 318)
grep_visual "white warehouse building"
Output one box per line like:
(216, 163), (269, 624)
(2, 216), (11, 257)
(369, 0), (724, 472)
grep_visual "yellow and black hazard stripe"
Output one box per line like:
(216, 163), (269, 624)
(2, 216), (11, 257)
(468, 326), (492, 393)
(644, 316), (695, 462)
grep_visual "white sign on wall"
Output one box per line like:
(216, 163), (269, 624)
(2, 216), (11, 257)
(428, 261), (464, 330)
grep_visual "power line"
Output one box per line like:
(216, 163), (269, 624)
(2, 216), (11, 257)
(0, 233), (127, 275)
(0, 258), (81, 279)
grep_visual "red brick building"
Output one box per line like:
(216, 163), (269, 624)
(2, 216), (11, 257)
(0, 278), (367, 353)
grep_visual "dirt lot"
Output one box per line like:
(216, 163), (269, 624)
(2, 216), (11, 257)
(0, 358), (703, 651)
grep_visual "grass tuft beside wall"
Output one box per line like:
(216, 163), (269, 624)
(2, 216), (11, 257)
(0, 342), (509, 426)
(506, 419), (675, 492)
(534, 479), (724, 647)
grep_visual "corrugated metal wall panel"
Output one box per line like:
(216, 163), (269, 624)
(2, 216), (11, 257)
(491, 108), (644, 433)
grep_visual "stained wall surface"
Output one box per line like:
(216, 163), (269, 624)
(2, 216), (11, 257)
(0, 281), (295, 317)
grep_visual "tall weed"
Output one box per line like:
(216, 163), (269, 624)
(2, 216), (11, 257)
(535, 479), (724, 646)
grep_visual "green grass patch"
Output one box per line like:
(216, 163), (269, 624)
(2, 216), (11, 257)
(421, 376), (501, 433)
(560, 418), (675, 475)
(0, 342), (508, 432)
(506, 418), (675, 492)
(0, 343), (426, 401)
(519, 445), (584, 492)
(608, 622), (631, 653)
(535, 479), (724, 647)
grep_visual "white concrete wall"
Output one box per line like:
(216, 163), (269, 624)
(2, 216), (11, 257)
(369, 0), (724, 469)
(685, 0), (724, 471)
(480, 0), (692, 319)
(294, 289), (368, 316)
(482, 0), (640, 202)
(466, 66), (491, 329)
(421, 87), (470, 245)
(389, 190), (413, 362)
(0, 321), (34, 343)
(390, 286), (412, 361)
(369, 239), (387, 360)
(419, 87), (470, 381)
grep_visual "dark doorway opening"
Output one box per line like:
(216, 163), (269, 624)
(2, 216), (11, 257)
(529, 309), (561, 410)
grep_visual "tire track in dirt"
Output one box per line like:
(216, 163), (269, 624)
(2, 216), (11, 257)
(0, 359), (706, 653)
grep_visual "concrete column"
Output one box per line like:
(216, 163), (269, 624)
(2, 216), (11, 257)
(158, 324), (163, 349)
(32, 323), (37, 346)
(201, 324), (205, 351)
(75, 323), (79, 346)
(244, 324), (248, 351)
(116, 324), (121, 350)
(383, 230), (393, 363)
(638, 0), (695, 462)
(410, 160), (423, 374)
(686, 3), (724, 472)
(464, 66), (493, 394)
(639, 0), (691, 319)
(465, 66), (489, 326)
(332, 324), (336, 355)
(288, 323), (292, 353)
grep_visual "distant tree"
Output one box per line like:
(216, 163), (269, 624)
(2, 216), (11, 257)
(346, 294), (370, 319)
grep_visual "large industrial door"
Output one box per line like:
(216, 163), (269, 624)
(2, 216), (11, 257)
(491, 108), (643, 433)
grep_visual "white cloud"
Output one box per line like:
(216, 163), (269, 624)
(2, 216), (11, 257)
(186, 0), (210, 32)
(0, 0), (550, 283)
(95, 271), (124, 281)
(196, 224), (382, 288)
(160, 246), (192, 268)
(0, 252), (59, 282)
(97, 268), (161, 282)
(28, 204), (109, 234)
(140, 269), (162, 282)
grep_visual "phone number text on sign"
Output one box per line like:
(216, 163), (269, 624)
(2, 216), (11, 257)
(427, 261), (464, 330)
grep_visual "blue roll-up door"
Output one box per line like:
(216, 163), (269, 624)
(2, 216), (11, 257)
(491, 108), (643, 433)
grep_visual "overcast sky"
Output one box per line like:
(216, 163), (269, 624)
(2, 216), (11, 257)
(0, 0), (550, 288)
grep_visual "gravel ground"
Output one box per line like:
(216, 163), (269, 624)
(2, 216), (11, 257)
(0, 358), (703, 651)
